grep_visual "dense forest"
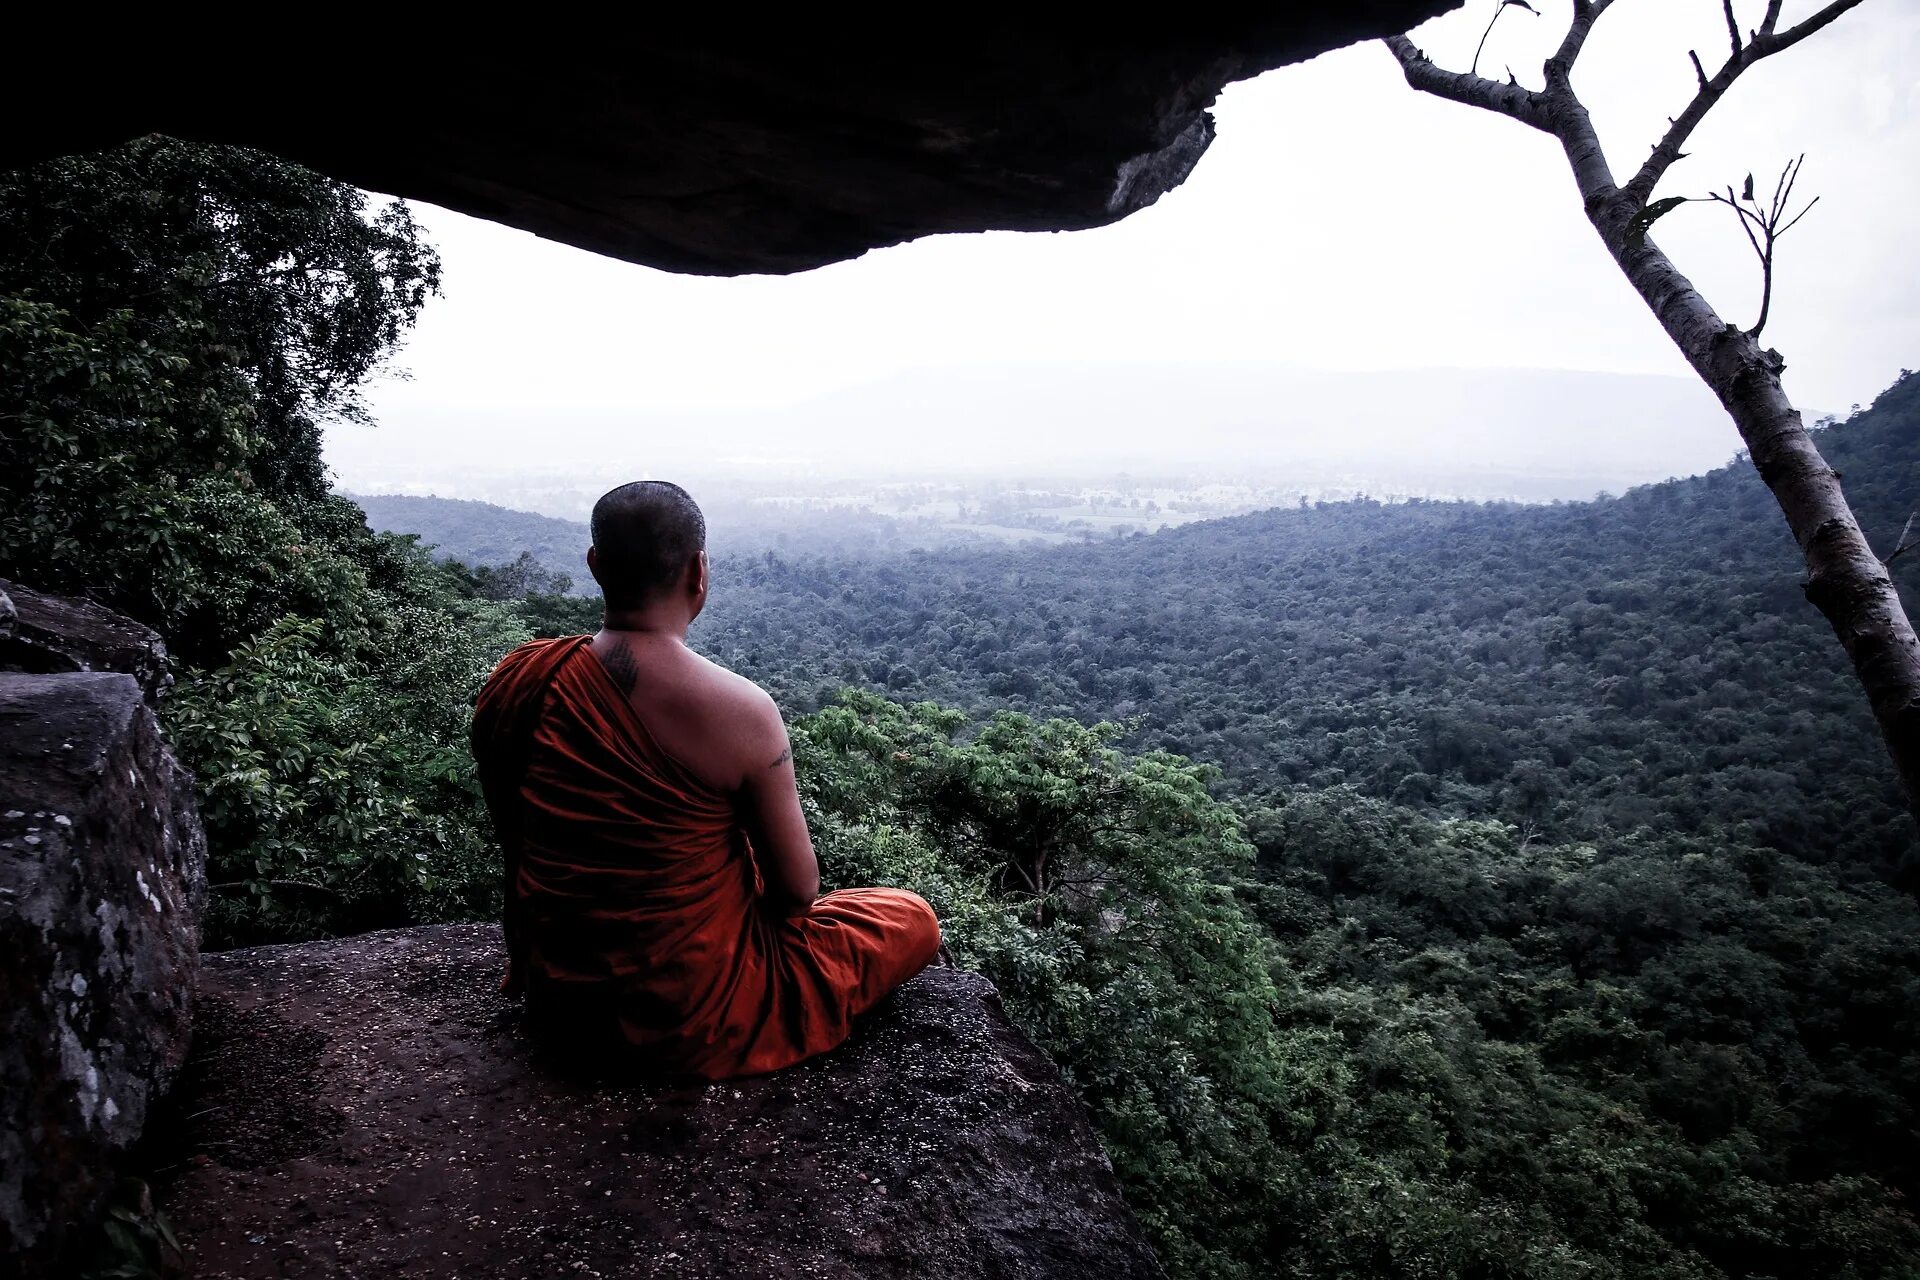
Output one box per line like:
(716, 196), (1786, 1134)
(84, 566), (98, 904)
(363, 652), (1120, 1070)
(387, 386), (1920, 881)
(698, 389), (1920, 883)
(5, 138), (1919, 1279)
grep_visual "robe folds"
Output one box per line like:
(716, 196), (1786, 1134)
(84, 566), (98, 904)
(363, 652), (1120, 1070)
(472, 636), (940, 1079)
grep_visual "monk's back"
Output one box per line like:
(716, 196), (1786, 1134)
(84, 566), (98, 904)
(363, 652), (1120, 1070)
(476, 635), (939, 1079)
(472, 477), (937, 1079)
(513, 641), (758, 1006)
(584, 631), (770, 796)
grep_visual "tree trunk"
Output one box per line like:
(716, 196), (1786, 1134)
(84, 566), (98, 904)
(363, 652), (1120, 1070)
(1577, 171), (1920, 856)
(1382, 5), (1918, 867)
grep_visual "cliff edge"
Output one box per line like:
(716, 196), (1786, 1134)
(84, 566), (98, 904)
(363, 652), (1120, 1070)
(154, 923), (1164, 1279)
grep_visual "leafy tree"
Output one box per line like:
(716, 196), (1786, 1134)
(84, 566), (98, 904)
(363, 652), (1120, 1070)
(0, 136), (439, 665)
(166, 578), (524, 943)
(0, 139), (520, 940)
(516, 590), (603, 638)
(466, 549), (573, 601)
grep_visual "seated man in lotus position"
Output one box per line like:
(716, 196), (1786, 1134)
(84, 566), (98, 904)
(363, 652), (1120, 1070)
(472, 480), (940, 1079)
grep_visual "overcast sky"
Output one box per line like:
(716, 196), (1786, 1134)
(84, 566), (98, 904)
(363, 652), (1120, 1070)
(331, 1), (1919, 495)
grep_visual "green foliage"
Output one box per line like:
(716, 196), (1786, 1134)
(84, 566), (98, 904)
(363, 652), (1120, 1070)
(0, 138), (523, 944)
(515, 590), (603, 638)
(69, 1179), (184, 1280)
(793, 693), (1288, 1278)
(0, 137), (438, 500)
(0, 136), (441, 665)
(795, 693), (1920, 1278)
(164, 577), (525, 943)
(458, 549), (574, 601)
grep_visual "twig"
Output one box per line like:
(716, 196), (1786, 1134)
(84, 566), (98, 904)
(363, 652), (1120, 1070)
(1704, 154), (1818, 336)
(1886, 513), (1920, 567)
(208, 878), (341, 897)
(1472, 0), (1539, 78)
(1623, 0), (1863, 208)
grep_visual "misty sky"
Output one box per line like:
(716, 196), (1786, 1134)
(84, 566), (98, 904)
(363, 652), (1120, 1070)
(329, 1), (1919, 495)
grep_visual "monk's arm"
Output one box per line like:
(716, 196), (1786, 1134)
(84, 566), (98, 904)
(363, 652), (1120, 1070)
(737, 697), (821, 915)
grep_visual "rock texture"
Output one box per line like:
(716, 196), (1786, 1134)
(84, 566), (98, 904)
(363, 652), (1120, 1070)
(12, 13), (1455, 274)
(0, 670), (207, 1276)
(0, 578), (172, 701)
(153, 924), (1163, 1279)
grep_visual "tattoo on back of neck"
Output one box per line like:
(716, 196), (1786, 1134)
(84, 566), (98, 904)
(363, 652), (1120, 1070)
(599, 641), (640, 695)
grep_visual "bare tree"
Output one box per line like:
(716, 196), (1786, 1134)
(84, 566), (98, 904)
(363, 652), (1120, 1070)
(1382, 1), (1920, 840)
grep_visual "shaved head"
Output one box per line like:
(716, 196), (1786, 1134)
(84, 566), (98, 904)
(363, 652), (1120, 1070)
(589, 481), (706, 609)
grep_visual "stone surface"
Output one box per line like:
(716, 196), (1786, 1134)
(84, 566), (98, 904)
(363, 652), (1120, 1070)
(0, 578), (171, 701)
(152, 924), (1163, 1279)
(12, 13), (1455, 274)
(0, 670), (207, 1277)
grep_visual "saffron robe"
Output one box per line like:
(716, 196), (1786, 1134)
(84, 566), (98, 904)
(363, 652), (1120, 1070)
(472, 636), (940, 1079)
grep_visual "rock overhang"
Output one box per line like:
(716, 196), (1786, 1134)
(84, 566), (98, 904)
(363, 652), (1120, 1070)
(8, 12), (1458, 275)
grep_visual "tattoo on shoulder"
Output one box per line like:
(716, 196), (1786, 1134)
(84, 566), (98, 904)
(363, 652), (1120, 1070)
(769, 746), (792, 769)
(598, 642), (639, 695)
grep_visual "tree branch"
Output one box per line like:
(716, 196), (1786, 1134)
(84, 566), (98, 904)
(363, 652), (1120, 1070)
(209, 878), (341, 897)
(1546, 0), (1615, 86)
(1382, 34), (1553, 131)
(1885, 513), (1919, 568)
(1688, 48), (1709, 89)
(1622, 0), (1863, 208)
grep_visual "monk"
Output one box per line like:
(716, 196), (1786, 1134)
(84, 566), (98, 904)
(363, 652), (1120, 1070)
(471, 480), (940, 1079)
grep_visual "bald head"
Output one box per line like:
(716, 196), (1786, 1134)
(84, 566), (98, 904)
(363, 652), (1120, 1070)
(589, 481), (707, 610)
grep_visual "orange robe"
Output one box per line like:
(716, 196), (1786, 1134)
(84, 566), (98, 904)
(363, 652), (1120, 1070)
(472, 636), (940, 1079)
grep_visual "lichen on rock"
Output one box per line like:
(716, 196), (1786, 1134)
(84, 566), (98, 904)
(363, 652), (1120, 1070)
(0, 670), (206, 1276)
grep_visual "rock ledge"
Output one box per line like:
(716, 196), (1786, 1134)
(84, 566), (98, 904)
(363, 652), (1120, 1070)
(154, 923), (1164, 1279)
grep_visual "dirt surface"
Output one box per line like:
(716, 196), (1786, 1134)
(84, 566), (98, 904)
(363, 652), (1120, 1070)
(151, 923), (1163, 1278)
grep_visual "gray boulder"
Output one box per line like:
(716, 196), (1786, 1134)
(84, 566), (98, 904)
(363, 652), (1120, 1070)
(0, 670), (206, 1277)
(0, 578), (172, 701)
(156, 923), (1164, 1279)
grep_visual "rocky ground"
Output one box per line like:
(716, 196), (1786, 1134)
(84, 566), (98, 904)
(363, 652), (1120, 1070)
(150, 924), (1163, 1279)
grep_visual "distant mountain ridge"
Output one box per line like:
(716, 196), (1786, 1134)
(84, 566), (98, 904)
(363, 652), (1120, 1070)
(349, 493), (590, 591)
(330, 365), (1739, 500)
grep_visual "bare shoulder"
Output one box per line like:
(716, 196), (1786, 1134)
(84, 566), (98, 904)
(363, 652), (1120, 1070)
(685, 649), (782, 730)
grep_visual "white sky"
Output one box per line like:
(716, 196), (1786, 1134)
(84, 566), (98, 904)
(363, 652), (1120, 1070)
(334, 1), (1919, 494)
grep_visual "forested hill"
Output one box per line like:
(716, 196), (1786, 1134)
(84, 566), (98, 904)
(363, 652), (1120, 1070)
(350, 493), (590, 589)
(696, 370), (1920, 878)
